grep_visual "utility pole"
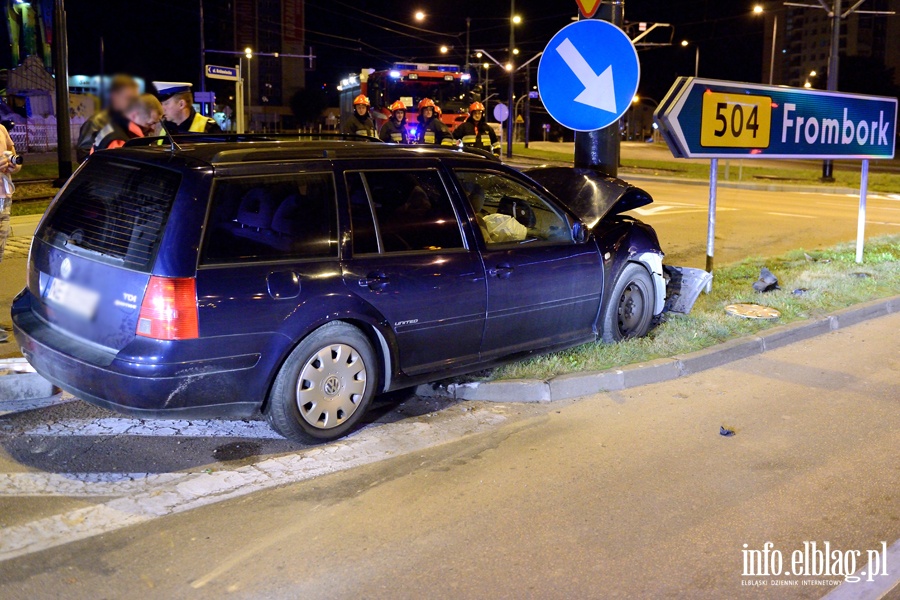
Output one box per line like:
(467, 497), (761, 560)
(525, 64), (531, 149)
(574, 0), (624, 175)
(822, 0), (842, 182)
(53, 0), (72, 183)
(465, 18), (471, 75)
(199, 0), (206, 94)
(506, 0), (515, 159)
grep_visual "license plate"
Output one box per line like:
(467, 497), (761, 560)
(44, 277), (101, 320)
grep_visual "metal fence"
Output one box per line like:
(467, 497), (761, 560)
(8, 119), (85, 153)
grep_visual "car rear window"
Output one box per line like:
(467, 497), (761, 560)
(38, 159), (182, 272)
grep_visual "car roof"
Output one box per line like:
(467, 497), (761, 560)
(115, 135), (500, 167)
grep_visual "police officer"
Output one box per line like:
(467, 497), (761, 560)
(453, 102), (500, 155)
(416, 98), (453, 146)
(342, 94), (377, 138)
(154, 82), (222, 134)
(379, 100), (409, 143)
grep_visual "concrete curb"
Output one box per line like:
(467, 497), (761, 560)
(415, 295), (897, 403)
(0, 358), (59, 406)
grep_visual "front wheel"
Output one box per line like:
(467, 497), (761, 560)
(265, 322), (379, 444)
(600, 263), (655, 343)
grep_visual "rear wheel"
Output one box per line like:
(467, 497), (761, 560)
(265, 322), (378, 443)
(600, 263), (655, 343)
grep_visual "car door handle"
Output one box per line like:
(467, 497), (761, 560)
(359, 273), (390, 291)
(487, 264), (514, 279)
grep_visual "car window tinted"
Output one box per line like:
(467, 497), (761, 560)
(345, 172), (379, 255)
(38, 159), (182, 272)
(455, 170), (572, 245)
(202, 173), (338, 264)
(358, 170), (463, 253)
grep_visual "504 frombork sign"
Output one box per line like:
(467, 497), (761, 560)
(655, 77), (897, 160)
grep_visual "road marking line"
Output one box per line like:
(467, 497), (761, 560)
(821, 538), (900, 600)
(22, 417), (284, 439)
(869, 221), (900, 227)
(766, 212), (819, 219)
(0, 410), (508, 562)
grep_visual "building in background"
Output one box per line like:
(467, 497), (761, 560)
(205, 0), (306, 130)
(762, 0), (900, 90)
(0, 0), (52, 72)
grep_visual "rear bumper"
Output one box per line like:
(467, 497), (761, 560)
(11, 291), (262, 418)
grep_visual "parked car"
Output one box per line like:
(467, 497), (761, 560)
(11, 135), (704, 443)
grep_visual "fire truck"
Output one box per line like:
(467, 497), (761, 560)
(338, 63), (476, 135)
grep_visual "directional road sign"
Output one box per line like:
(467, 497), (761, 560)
(206, 64), (239, 81)
(537, 20), (640, 132)
(655, 78), (897, 159)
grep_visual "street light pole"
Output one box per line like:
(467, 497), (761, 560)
(769, 14), (777, 85)
(465, 18), (471, 75)
(53, 0), (72, 182)
(506, 0), (515, 158)
(694, 45), (699, 77)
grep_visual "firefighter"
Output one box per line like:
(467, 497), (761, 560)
(154, 82), (222, 134)
(453, 102), (500, 155)
(415, 98), (453, 146)
(379, 100), (409, 143)
(342, 94), (377, 138)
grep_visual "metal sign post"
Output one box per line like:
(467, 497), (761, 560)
(857, 159), (869, 264)
(655, 78), (897, 280)
(206, 64), (244, 133)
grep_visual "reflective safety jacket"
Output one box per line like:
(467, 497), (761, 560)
(379, 117), (409, 144)
(342, 112), (377, 138)
(416, 116), (454, 145)
(164, 109), (222, 134)
(91, 114), (145, 154)
(453, 116), (501, 154)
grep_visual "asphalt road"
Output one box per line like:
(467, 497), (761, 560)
(0, 312), (897, 599)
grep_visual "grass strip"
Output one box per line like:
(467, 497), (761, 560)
(490, 235), (900, 382)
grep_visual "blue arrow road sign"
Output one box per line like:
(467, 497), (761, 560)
(537, 20), (640, 132)
(206, 65), (239, 81)
(655, 78), (897, 159)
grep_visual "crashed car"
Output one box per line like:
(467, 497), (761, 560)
(11, 136), (706, 443)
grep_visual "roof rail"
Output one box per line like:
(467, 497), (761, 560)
(123, 132), (385, 148)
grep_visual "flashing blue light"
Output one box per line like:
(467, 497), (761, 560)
(409, 127), (418, 136)
(390, 70), (401, 79)
(461, 74), (471, 81)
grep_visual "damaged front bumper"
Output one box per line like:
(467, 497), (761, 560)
(663, 265), (713, 314)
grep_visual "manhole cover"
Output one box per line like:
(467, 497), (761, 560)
(725, 303), (781, 319)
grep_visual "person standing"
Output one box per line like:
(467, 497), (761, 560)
(0, 122), (22, 343)
(154, 82), (222, 134)
(378, 101), (409, 143)
(342, 94), (377, 138)
(453, 102), (500, 156)
(415, 98), (453, 146)
(75, 75), (140, 162)
(91, 94), (164, 153)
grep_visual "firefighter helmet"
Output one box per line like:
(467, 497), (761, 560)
(469, 102), (485, 113)
(353, 94), (370, 106)
(417, 98), (436, 110)
(389, 100), (407, 112)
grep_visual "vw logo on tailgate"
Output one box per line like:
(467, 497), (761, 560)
(60, 257), (72, 280)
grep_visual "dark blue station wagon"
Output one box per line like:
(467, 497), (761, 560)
(12, 137), (697, 443)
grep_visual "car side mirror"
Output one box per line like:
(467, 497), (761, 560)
(572, 221), (589, 244)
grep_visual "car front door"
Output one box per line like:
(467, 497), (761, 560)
(453, 168), (603, 360)
(341, 164), (486, 376)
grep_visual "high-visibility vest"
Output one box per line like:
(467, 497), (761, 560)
(188, 112), (213, 132)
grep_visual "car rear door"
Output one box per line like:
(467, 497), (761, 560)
(340, 161), (486, 376)
(452, 168), (603, 360)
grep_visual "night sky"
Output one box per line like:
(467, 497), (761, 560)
(64, 0), (764, 105)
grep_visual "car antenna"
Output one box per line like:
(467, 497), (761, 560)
(161, 124), (182, 154)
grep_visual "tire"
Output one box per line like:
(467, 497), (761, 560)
(265, 322), (379, 443)
(600, 263), (655, 343)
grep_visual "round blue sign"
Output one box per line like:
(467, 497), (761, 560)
(537, 20), (640, 132)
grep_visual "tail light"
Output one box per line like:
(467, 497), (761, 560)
(136, 276), (199, 340)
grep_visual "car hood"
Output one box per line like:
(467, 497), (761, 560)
(525, 166), (653, 229)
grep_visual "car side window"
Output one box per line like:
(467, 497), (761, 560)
(348, 170), (464, 253)
(201, 173), (338, 264)
(454, 170), (572, 245)
(345, 172), (379, 255)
